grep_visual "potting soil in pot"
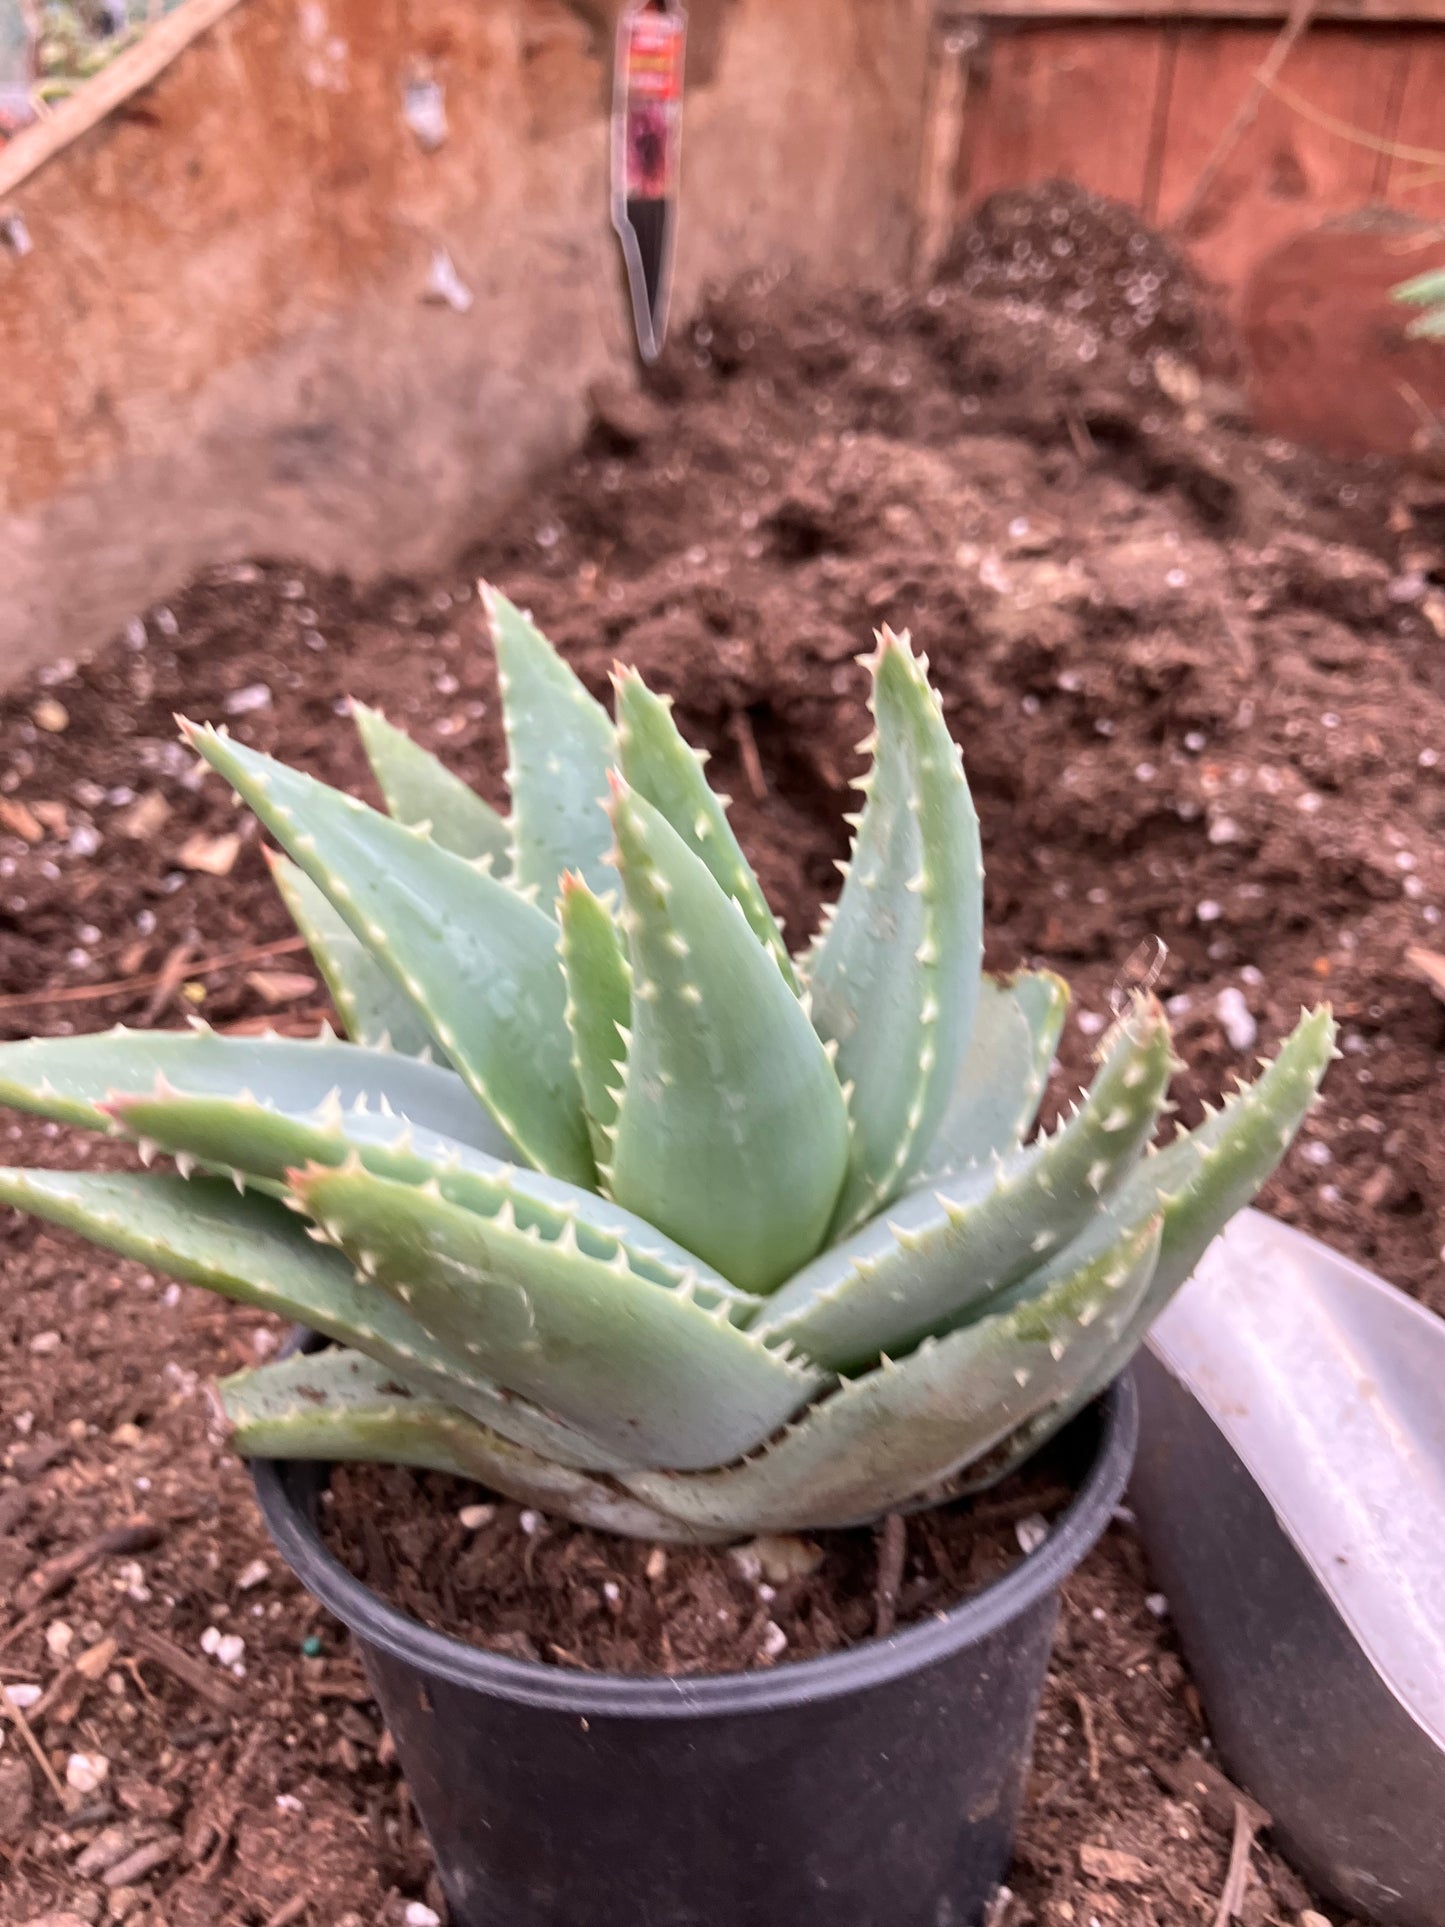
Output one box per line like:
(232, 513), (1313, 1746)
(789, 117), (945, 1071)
(2, 182), (1441, 1924)
(319, 1456), (1072, 1675)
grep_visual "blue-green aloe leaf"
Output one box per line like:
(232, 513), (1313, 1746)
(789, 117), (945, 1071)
(627, 1213), (1161, 1533)
(181, 721), (593, 1186)
(1394, 268), (1445, 339)
(0, 1025), (507, 1155)
(953, 1004), (1339, 1493)
(803, 629), (985, 1236)
(557, 871), (632, 1170)
(289, 1159), (825, 1470)
(352, 702), (511, 872)
(1088, 1003), (1338, 1364)
(613, 665), (797, 987)
(1396, 268), (1445, 306)
(0, 1167), (618, 1470)
(104, 1088), (737, 1300)
(267, 851), (437, 1058)
(917, 968), (1069, 1179)
(604, 779), (848, 1294)
(756, 995), (1173, 1370)
(485, 586), (615, 899)
(218, 1349), (712, 1538)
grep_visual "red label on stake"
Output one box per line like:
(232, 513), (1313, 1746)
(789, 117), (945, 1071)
(612, 3), (686, 359)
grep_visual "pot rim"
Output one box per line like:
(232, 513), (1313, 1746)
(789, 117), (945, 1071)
(252, 1372), (1136, 1718)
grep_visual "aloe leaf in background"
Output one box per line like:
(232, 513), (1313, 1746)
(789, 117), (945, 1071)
(614, 665), (797, 985)
(267, 851), (438, 1058)
(805, 630), (984, 1236)
(604, 780), (848, 1294)
(916, 968), (1069, 1180)
(1102, 1004), (1338, 1332)
(486, 587), (615, 898)
(1394, 267), (1445, 340)
(353, 702), (511, 871)
(557, 871), (633, 1169)
(182, 721), (594, 1187)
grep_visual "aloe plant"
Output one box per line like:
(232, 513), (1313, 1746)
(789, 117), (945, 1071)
(1394, 267), (1445, 342)
(0, 592), (1336, 1541)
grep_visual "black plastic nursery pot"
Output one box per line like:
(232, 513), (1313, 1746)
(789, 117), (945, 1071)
(252, 1375), (1137, 1927)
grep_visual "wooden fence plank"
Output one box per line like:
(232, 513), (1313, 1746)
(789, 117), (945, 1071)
(1383, 30), (1445, 217)
(1242, 216), (1445, 454)
(1154, 24), (1409, 300)
(977, 0), (1445, 22)
(961, 24), (1173, 211)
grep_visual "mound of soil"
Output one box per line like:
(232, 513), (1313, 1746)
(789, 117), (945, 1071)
(939, 178), (1222, 366)
(3, 187), (1443, 1923)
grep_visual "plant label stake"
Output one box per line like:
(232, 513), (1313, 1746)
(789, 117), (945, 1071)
(611, 0), (686, 364)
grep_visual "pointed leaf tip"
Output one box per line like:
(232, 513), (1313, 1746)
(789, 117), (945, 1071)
(808, 629), (984, 1232)
(607, 788), (846, 1293)
(187, 726), (591, 1184)
(614, 665), (796, 985)
(352, 702), (510, 870)
(488, 587), (616, 898)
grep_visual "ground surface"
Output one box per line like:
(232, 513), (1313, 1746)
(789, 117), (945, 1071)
(3, 186), (1444, 1924)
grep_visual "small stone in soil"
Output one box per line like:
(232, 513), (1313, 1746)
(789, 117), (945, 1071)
(224, 682), (273, 715)
(65, 1752), (109, 1794)
(1215, 987), (1257, 1051)
(751, 1533), (825, 1582)
(1015, 1513), (1050, 1556)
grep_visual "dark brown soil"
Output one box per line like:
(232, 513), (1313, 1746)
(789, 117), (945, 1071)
(938, 179), (1227, 368)
(322, 1454), (1073, 1676)
(4, 184), (1443, 1923)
